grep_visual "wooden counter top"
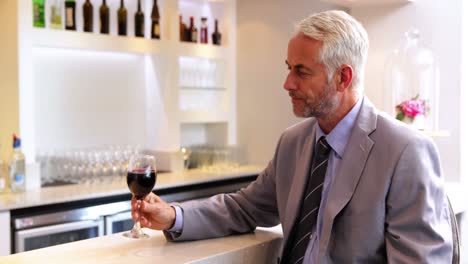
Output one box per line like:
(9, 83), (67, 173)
(0, 226), (283, 264)
(0, 165), (263, 211)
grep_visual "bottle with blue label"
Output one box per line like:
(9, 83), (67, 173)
(9, 134), (26, 192)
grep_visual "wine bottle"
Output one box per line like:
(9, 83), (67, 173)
(50, 0), (62, 29)
(65, 0), (76, 30)
(33, 0), (46, 28)
(179, 15), (187, 42)
(212, 19), (222, 45)
(150, 0), (160, 39)
(83, 0), (93, 32)
(200, 17), (208, 44)
(117, 0), (128, 36)
(100, 0), (110, 34)
(189, 16), (197, 43)
(135, 0), (145, 37)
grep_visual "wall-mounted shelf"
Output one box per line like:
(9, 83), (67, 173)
(31, 28), (168, 55)
(31, 28), (227, 60)
(177, 42), (227, 60)
(320, 0), (414, 8)
(180, 110), (229, 124)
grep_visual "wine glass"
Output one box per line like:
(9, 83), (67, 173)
(123, 154), (157, 239)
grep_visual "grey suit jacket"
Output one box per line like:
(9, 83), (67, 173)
(170, 98), (453, 263)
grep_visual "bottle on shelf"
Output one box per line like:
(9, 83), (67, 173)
(50, 0), (62, 29)
(65, 0), (77, 31)
(83, 0), (94, 32)
(0, 145), (7, 194)
(100, 0), (110, 34)
(135, 0), (145, 38)
(151, 0), (161, 39)
(117, 0), (128, 36)
(9, 135), (26, 193)
(189, 16), (197, 43)
(200, 17), (208, 44)
(212, 19), (222, 45)
(179, 15), (187, 42)
(33, 0), (46, 28)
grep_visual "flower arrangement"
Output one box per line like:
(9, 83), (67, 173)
(395, 95), (428, 123)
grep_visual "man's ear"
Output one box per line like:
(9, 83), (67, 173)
(336, 65), (353, 92)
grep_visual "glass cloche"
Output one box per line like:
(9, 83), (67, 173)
(385, 29), (440, 131)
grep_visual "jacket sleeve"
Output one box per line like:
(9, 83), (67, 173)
(165, 135), (284, 241)
(385, 135), (453, 263)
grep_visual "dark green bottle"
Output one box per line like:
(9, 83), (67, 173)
(83, 0), (93, 32)
(135, 0), (144, 37)
(65, 0), (76, 30)
(100, 0), (110, 34)
(117, 0), (127, 36)
(151, 0), (160, 39)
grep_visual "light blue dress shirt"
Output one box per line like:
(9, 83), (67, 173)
(303, 97), (363, 263)
(169, 97), (364, 263)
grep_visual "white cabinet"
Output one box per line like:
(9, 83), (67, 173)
(0, 211), (10, 256)
(16, 0), (237, 160)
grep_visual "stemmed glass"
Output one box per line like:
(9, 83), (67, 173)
(123, 154), (157, 239)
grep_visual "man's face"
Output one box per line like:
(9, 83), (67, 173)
(284, 33), (340, 118)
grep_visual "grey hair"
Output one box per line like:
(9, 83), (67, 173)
(296, 10), (369, 94)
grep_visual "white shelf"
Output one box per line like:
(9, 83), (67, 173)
(177, 42), (227, 60)
(180, 110), (229, 124)
(320, 0), (414, 8)
(31, 28), (227, 59)
(31, 28), (168, 55)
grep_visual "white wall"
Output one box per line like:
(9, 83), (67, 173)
(237, 0), (338, 166)
(352, 1), (463, 181)
(238, 1), (464, 184)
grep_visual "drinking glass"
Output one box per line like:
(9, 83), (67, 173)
(123, 154), (157, 239)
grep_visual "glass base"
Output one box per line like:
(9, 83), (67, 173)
(123, 222), (149, 239)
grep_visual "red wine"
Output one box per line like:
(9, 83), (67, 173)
(127, 170), (156, 199)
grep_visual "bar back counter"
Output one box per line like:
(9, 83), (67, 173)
(0, 165), (268, 257)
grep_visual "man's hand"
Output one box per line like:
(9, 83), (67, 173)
(131, 192), (176, 230)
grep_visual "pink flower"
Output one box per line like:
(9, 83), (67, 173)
(401, 99), (425, 118)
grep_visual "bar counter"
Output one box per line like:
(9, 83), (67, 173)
(0, 226), (283, 264)
(0, 165), (263, 211)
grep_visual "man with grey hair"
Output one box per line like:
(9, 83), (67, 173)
(132, 10), (453, 263)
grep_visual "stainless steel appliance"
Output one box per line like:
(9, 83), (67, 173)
(13, 207), (104, 252)
(12, 201), (132, 253)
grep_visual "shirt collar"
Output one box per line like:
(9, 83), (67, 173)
(316, 96), (363, 159)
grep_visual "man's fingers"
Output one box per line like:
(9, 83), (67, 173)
(139, 199), (164, 214)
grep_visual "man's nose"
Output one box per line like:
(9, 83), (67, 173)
(283, 72), (297, 91)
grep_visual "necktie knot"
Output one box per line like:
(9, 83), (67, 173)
(316, 136), (331, 157)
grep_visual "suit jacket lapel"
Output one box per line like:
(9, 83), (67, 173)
(318, 97), (378, 260)
(282, 123), (317, 249)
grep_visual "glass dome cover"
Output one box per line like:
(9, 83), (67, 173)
(386, 28), (440, 131)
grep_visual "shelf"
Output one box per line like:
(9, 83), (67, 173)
(31, 28), (227, 59)
(180, 86), (226, 91)
(177, 42), (227, 60)
(320, 0), (414, 8)
(180, 110), (229, 124)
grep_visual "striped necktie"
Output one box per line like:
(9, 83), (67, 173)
(282, 136), (331, 264)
